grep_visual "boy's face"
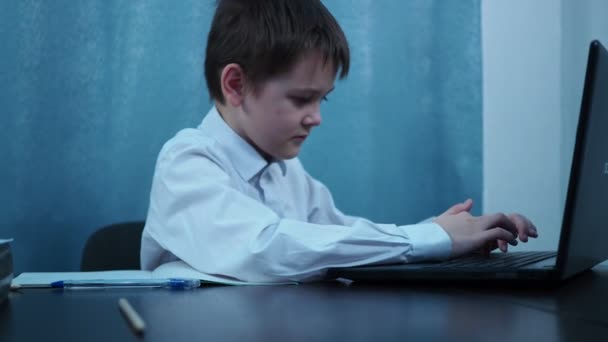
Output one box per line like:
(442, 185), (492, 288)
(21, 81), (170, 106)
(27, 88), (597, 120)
(238, 50), (336, 161)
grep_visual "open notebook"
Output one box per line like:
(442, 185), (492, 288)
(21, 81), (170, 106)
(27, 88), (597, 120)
(11, 260), (297, 288)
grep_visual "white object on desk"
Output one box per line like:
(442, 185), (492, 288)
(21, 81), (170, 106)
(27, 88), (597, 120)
(11, 261), (298, 288)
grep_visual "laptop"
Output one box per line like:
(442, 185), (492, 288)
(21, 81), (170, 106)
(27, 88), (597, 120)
(327, 40), (608, 284)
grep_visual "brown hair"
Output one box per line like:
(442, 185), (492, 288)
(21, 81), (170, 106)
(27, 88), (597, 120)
(204, 0), (350, 104)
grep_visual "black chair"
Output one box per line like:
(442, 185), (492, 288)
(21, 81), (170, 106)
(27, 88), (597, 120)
(80, 221), (145, 271)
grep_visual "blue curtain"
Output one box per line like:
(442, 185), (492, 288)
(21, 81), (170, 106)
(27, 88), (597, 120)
(0, 0), (481, 272)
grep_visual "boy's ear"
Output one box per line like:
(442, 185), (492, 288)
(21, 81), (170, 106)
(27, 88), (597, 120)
(220, 63), (246, 107)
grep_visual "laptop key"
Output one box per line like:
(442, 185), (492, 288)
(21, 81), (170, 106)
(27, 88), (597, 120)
(433, 252), (556, 269)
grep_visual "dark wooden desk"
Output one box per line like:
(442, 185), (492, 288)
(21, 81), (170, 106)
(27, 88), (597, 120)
(2, 266), (607, 342)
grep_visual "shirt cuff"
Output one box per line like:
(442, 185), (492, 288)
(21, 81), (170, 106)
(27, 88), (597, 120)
(401, 222), (452, 262)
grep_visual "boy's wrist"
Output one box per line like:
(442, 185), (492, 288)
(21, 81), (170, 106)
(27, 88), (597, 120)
(402, 223), (451, 262)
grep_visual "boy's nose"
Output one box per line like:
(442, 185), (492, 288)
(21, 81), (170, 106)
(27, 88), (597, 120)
(303, 110), (322, 127)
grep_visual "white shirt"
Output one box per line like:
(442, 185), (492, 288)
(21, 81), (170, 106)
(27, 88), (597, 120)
(140, 107), (452, 282)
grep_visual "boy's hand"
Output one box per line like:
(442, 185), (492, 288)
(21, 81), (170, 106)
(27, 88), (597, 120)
(433, 199), (538, 258)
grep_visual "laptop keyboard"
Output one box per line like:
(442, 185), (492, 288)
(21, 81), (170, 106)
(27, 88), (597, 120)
(432, 251), (556, 269)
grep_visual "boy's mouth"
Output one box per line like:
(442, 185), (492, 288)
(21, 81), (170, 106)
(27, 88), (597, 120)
(292, 134), (308, 142)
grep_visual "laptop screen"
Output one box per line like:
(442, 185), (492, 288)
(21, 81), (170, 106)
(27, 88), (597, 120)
(557, 40), (608, 279)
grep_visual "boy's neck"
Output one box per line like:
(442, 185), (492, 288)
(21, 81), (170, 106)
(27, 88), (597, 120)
(214, 101), (238, 131)
(214, 101), (274, 163)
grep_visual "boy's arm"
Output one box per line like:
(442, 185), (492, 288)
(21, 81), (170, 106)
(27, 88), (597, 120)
(143, 144), (451, 283)
(302, 170), (451, 254)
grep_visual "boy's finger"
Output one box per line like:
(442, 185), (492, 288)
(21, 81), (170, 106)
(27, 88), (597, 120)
(528, 224), (539, 237)
(445, 198), (473, 215)
(498, 239), (508, 252)
(481, 227), (518, 246)
(480, 213), (518, 237)
(479, 243), (490, 257)
(508, 213), (531, 241)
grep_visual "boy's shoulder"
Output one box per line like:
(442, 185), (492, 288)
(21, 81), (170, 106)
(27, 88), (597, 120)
(154, 120), (310, 182)
(157, 127), (219, 162)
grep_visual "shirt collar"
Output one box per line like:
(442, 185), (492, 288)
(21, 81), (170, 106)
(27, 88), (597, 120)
(199, 107), (286, 181)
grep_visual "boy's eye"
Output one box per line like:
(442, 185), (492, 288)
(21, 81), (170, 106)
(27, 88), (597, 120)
(290, 96), (314, 106)
(289, 95), (329, 106)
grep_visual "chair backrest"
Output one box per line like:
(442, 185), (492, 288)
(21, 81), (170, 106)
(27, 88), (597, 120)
(80, 221), (145, 271)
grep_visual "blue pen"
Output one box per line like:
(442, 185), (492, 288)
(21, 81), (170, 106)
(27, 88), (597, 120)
(50, 278), (201, 290)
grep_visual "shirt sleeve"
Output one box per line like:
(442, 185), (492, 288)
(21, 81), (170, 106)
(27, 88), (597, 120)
(303, 171), (452, 263)
(143, 139), (452, 283)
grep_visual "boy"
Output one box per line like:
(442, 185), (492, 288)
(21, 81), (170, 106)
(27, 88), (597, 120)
(140, 0), (538, 282)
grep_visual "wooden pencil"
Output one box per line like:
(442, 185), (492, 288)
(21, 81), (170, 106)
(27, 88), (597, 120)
(118, 297), (146, 335)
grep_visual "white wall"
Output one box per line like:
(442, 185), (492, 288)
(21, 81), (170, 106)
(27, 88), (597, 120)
(561, 0), (608, 198)
(482, 0), (562, 251)
(482, 0), (608, 253)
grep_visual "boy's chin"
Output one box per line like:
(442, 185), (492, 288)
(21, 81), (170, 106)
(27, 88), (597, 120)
(276, 148), (301, 160)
